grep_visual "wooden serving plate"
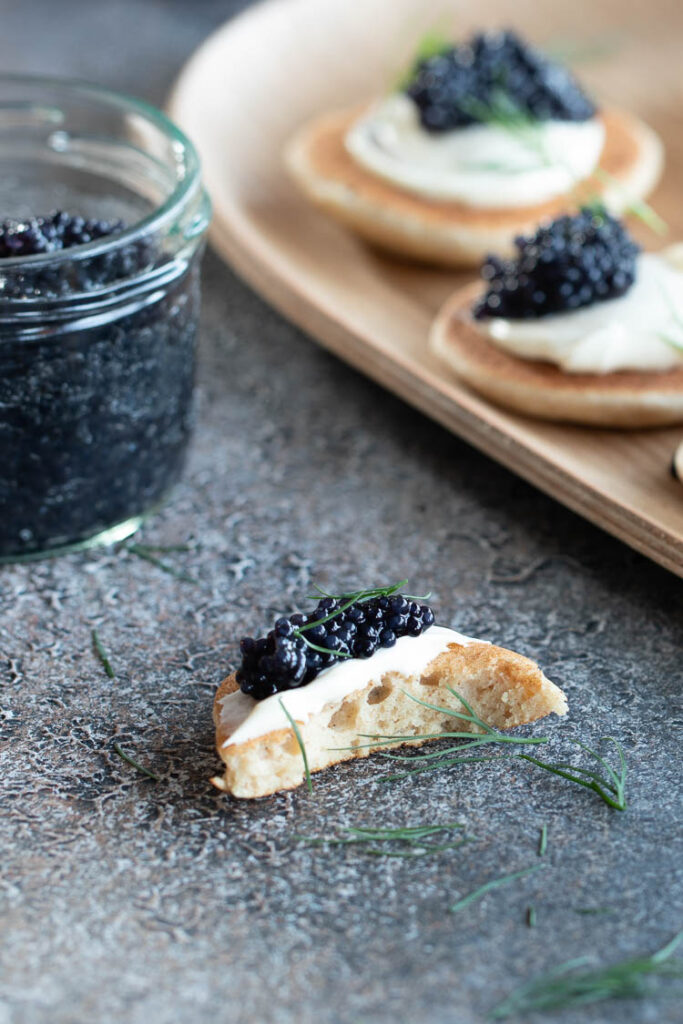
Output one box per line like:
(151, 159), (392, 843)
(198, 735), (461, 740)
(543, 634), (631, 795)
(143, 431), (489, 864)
(169, 0), (683, 578)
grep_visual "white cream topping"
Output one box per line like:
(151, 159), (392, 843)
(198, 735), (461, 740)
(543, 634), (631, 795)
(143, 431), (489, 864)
(477, 253), (683, 374)
(345, 94), (605, 208)
(220, 625), (486, 748)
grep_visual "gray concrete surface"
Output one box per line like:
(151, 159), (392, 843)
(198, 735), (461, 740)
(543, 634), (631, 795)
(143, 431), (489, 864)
(0, 3), (681, 1023)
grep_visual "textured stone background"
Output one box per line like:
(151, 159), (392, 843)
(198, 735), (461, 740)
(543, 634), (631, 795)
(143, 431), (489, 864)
(1, 3), (682, 1023)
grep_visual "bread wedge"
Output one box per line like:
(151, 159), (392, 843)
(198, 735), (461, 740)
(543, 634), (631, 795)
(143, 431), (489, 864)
(285, 105), (663, 268)
(212, 635), (567, 799)
(430, 282), (683, 427)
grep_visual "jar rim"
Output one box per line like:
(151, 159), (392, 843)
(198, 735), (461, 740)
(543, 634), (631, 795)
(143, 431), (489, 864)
(0, 73), (207, 269)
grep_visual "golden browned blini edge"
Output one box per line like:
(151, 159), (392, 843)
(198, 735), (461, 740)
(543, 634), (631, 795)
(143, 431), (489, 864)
(211, 639), (567, 799)
(284, 105), (663, 268)
(430, 282), (683, 427)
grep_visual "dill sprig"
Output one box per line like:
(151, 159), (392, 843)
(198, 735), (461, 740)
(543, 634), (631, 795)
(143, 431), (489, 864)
(395, 686), (548, 747)
(294, 635), (353, 659)
(394, 26), (452, 91)
(384, 740), (628, 811)
(295, 579), (428, 658)
(127, 543), (197, 584)
(451, 864), (545, 912)
(592, 167), (668, 235)
(113, 742), (160, 781)
(308, 580), (431, 603)
(381, 751), (513, 783)
(459, 90), (553, 169)
(659, 332), (683, 355)
(489, 930), (683, 1018)
(452, 90), (668, 237)
(518, 736), (627, 811)
(296, 822), (469, 858)
(279, 698), (313, 793)
(336, 687), (547, 770)
(373, 690), (627, 812)
(91, 628), (115, 679)
(465, 95), (668, 237)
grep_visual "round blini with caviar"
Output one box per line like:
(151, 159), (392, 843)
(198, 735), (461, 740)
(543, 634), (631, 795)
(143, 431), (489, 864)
(430, 208), (683, 427)
(286, 30), (663, 268)
(673, 440), (683, 483)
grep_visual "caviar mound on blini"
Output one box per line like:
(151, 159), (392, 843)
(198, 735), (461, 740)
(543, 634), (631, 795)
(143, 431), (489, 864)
(285, 28), (663, 267)
(430, 206), (683, 427)
(212, 583), (567, 799)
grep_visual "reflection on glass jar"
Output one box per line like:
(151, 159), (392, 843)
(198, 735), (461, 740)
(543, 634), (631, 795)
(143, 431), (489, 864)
(0, 75), (211, 560)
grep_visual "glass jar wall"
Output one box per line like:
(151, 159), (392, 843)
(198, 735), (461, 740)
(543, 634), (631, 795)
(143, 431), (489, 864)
(0, 76), (211, 559)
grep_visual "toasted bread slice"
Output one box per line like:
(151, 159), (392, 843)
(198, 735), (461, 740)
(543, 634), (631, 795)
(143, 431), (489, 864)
(430, 283), (683, 427)
(285, 105), (663, 268)
(212, 637), (567, 799)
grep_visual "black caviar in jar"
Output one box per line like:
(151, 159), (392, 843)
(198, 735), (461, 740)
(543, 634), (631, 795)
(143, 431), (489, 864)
(0, 233), (200, 557)
(0, 77), (210, 560)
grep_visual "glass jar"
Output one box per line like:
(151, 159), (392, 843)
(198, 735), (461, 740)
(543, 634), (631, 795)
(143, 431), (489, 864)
(0, 75), (211, 561)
